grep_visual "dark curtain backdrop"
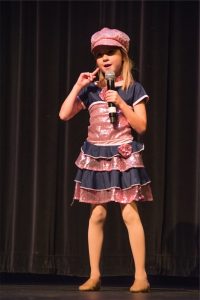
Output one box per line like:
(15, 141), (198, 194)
(0, 0), (199, 277)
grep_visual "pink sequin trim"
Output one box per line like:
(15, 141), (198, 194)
(75, 151), (144, 171)
(118, 143), (132, 158)
(99, 87), (107, 101)
(73, 182), (153, 204)
(87, 103), (133, 145)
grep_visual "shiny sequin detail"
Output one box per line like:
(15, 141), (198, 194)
(75, 151), (144, 172)
(72, 90), (153, 204)
(87, 102), (133, 145)
(99, 87), (107, 101)
(74, 182), (153, 203)
(118, 143), (133, 158)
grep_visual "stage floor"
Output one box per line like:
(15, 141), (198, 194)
(0, 275), (199, 300)
(0, 284), (199, 300)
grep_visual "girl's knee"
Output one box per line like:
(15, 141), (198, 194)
(121, 203), (140, 225)
(90, 205), (107, 224)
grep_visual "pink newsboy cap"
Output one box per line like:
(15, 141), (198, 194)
(91, 27), (130, 53)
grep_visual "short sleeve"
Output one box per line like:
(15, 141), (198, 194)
(77, 87), (89, 109)
(132, 82), (149, 106)
(77, 84), (100, 109)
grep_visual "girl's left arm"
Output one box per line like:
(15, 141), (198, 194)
(105, 90), (147, 134)
(119, 100), (147, 134)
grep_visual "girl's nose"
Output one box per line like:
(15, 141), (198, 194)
(102, 54), (109, 60)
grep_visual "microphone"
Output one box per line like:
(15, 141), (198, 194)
(105, 71), (117, 123)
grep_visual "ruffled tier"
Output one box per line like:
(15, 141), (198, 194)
(73, 140), (153, 203)
(74, 182), (153, 203)
(75, 169), (150, 190)
(75, 140), (144, 171)
(79, 140), (144, 159)
(76, 151), (144, 172)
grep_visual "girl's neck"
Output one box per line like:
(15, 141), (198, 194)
(97, 75), (124, 88)
(115, 75), (123, 82)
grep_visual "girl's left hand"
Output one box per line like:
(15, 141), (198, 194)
(105, 90), (124, 107)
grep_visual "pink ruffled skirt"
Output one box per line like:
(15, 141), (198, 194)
(73, 140), (153, 204)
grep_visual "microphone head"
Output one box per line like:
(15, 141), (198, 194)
(105, 70), (115, 80)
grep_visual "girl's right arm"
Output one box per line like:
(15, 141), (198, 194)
(59, 83), (83, 121)
(59, 68), (99, 121)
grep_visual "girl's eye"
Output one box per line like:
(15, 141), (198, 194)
(107, 50), (115, 55)
(95, 49), (116, 59)
(96, 53), (103, 59)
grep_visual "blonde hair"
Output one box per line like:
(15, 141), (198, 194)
(97, 48), (134, 90)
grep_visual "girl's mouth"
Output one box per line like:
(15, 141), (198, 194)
(104, 64), (112, 68)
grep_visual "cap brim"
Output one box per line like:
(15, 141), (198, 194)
(91, 38), (127, 53)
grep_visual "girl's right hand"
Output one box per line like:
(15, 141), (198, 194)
(76, 68), (99, 88)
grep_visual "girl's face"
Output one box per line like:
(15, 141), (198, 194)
(94, 46), (123, 77)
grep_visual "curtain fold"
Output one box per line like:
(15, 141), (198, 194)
(0, 1), (199, 277)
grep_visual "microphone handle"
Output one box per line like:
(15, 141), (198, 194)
(107, 79), (115, 90)
(107, 79), (117, 123)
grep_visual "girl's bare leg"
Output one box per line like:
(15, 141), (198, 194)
(79, 204), (107, 291)
(88, 204), (107, 279)
(121, 202), (150, 292)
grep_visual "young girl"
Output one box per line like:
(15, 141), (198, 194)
(59, 27), (153, 293)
